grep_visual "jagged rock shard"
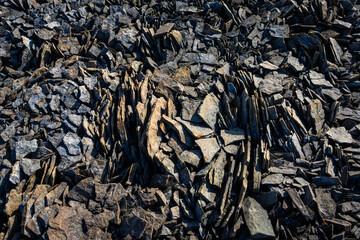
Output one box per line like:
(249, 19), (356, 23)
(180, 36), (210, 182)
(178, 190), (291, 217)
(145, 97), (167, 159)
(309, 99), (325, 135)
(195, 137), (220, 163)
(209, 150), (226, 188)
(20, 158), (41, 176)
(198, 93), (220, 129)
(242, 197), (275, 239)
(155, 23), (175, 37)
(220, 129), (245, 146)
(180, 53), (218, 65)
(315, 188), (336, 219)
(15, 139), (38, 160)
(176, 117), (213, 138)
(179, 149), (202, 168)
(326, 127), (354, 144)
(269, 24), (290, 38)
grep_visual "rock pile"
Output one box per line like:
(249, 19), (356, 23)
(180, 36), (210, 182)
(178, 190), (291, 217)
(0, 0), (360, 239)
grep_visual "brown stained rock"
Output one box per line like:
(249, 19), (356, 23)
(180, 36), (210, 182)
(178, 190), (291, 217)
(172, 67), (192, 85)
(145, 97), (167, 159)
(176, 117), (213, 138)
(309, 99), (325, 135)
(5, 189), (22, 216)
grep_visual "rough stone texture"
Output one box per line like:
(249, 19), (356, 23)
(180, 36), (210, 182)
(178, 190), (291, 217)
(242, 197), (275, 239)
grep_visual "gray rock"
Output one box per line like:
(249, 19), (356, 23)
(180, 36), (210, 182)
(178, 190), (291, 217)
(326, 127), (354, 144)
(242, 197), (275, 239)
(220, 129), (245, 146)
(9, 162), (21, 185)
(155, 23), (175, 36)
(20, 158), (41, 176)
(63, 132), (82, 155)
(198, 93), (220, 129)
(116, 27), (138, 51)
(56, 145), (83, 171)
(259, 61), (279, 70)
(287, 56), (305, 72)
(261, 174), (284, 185)
(181, 99), (203, 123)
(15, 139), (38, 160)
(79, 85), (90, 103)
(179, 149), (202, 168)
(181, 53), (218, 65)
(176, 117), (213, 138)
(269, 24), (290, 38)
(309, 99), (325, 134)
(195, 137), (220, 163)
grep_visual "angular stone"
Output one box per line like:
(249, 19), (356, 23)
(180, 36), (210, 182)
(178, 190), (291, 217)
(20, 158), (41, 176)
(198, 93), (220, 129)
(15, 139), (38, 160)
(269, 24), (290, 38)
(195, 137), (220, 163)
(326, 127), (354, 144)
(67, 177), (95, 204)
(63, 132), (82, 155)
(309, 99), (325, 134)
(261, 174), (284, 185)
(242, 197), (275, 239)
(176, 117), (213, 138)
(181, 53), (218, 65)
(220, 129), (245, 146)
(315, 188), (336, 219)
(155, 23), (175, 37)
(179, 149), (202, 168)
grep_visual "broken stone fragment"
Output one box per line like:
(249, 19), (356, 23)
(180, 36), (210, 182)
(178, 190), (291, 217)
(178, 149), (202, 168)
(155, 23), (175, 37)
(220, 129), (245, 145)
(63, 132), (82, 155)
(326, 127), (354, 144)
(180, 53), (218, 65)
(176, 117), (213, 138)
(309, 99), (325, 135)
(145, 97), (167, 159)
(20, 158), (41, 176)
(195, 137), (220, 163)
(15, 139), (38, 160)
(198, 93), (220, 129)
(199, 182), (217, 203)
(242, 197), (275, 239)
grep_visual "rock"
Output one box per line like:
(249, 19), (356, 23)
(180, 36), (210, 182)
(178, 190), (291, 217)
(242, 197), (275, 239)
(269, 24), (290, 38)
(315, 188), (336, 219)
(220, 129), (246, 145)
(155, 23), (175, 37)
(181, 53), (218, 65)
(67, 178), (95, 204)
(198, 93), (220, 129)
(195, 137), (220, 163)
(20, 158), (41, 176)
(309, 99), (325, 134)
(5, 189), (22, 216)
(326, 127), (354, 144)
(15, 139), (38, 160)
(63, 132), (82, 156)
